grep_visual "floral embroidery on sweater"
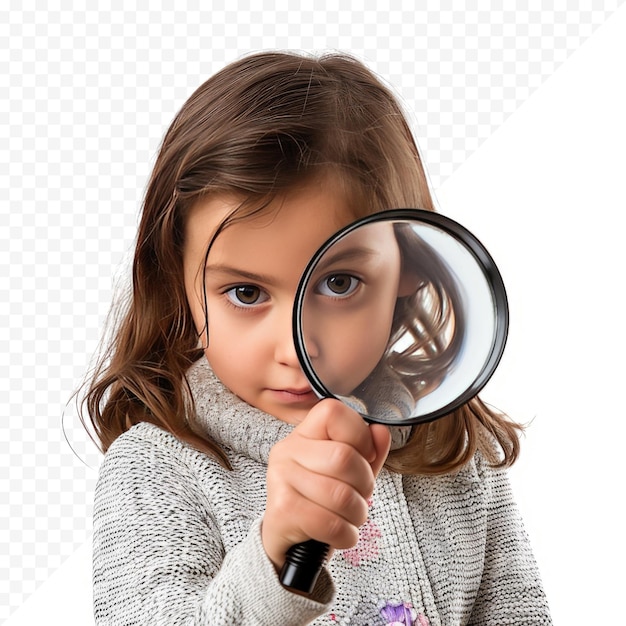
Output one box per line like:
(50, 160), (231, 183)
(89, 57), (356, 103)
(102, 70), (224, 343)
(327, 602), (429, 625)
(379, 600), (429, 625)
(340, 499), (382, 567)
(341, 518), (382, 566)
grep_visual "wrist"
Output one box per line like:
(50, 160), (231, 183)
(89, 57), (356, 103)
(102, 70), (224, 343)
(260, 517), (287, 572)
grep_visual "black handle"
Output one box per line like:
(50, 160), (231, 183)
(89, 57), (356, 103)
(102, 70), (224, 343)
(279, 539), (330, 594)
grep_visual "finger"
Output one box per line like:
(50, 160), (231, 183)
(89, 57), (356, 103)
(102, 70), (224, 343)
(286, 437), (375, 498)
(298, 398), (376, 462)
(369, 424), (392, 477)
(280, 486), (362, 550)
(282, 461), (370, 528)
(264, 475), (363, 551)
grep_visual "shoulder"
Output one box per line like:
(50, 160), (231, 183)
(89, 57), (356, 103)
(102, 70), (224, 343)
(448, 447), (522, 525)
(95, 422), (223, 513)
(402, 447), (512, 510)
(99, 422), (207, 476)
(104, 420), (182, 455)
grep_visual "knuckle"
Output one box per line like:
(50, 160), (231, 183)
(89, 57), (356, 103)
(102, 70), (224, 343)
(329, 443), (354, 473)
(324, 515), (349, 545)
(322, 512), (361, 550)
(331, 482), (355, 511)
(268, 487), (293, 519)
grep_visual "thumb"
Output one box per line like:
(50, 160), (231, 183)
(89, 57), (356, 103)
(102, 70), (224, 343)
(368, 424), (391, 477)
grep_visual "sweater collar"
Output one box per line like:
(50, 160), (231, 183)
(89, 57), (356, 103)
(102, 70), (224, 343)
(185, 355), (411, 464)
(186, 356), (294, 464)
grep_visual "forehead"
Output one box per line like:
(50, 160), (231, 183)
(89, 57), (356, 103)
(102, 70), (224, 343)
(183, 180), (359, 278)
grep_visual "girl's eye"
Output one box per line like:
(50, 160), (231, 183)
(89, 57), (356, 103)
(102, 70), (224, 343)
(316, 274), (360, 298)
(224, 285), (268, 308)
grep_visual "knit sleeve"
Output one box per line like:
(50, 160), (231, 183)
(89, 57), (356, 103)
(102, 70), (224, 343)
(93, 424), (334, 625)
(468, 457), (552, 625)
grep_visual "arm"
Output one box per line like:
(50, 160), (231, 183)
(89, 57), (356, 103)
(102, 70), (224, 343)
(468, 457), (552, 625)
(93, 424), (333, 625)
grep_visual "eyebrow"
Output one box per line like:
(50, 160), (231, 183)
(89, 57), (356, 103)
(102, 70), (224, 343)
(204, 264), (278, 286)
(314, 245), (379, 272)
(203, 246), (379, 285)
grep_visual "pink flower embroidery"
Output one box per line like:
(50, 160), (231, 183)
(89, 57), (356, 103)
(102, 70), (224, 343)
(341, 518), (382, 566)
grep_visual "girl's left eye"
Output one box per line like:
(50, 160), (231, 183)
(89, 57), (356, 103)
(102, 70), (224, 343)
(316, 274), (361, 298)
(224, 285), (269, 308)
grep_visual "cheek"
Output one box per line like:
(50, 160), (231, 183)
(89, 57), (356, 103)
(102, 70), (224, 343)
(312, 299), (396, 395)
(203, 310), (267, 382)
(337, 308), (392, 368)
(203, 328), (254, 398)
(204, 309), (245, 360)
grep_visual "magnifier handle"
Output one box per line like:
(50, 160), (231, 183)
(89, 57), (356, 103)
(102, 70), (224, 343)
(279, 539), (330, 594)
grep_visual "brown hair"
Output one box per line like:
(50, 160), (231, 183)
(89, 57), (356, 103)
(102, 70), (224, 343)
(82, 50), (522, 474)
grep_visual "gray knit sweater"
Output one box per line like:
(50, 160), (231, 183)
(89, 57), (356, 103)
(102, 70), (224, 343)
(93, 356), (551, 625)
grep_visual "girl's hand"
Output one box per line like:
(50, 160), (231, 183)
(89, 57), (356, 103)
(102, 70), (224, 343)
(262, 398), (391, 571)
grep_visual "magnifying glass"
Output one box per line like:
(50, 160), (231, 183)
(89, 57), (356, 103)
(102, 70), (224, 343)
(279, 209), (509, 593)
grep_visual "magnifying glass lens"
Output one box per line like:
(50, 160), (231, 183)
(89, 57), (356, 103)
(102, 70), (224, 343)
(293, 210), (509, 426)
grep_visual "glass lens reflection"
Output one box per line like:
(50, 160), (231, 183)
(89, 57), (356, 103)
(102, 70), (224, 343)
(298, 217), (501, 424)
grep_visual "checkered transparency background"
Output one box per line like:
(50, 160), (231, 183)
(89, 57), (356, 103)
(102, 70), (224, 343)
(1, 2), (623, 621)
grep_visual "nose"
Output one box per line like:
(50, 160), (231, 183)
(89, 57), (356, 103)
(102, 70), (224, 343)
(272, 302), (302, 367)
(273, 301), (320, 366)
(297, 303), (321, 361)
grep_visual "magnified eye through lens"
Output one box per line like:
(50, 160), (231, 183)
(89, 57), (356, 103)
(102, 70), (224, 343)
(292, 209), (509, 426)
(316, 274), (360, 297)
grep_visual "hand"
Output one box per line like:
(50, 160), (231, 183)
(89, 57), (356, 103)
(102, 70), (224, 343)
(262, 398), (391, 570)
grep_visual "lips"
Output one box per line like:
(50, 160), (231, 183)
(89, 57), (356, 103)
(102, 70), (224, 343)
(279, 387), (313, 396)
(268, 380), (313, 395)
(267, 387), (317, 404)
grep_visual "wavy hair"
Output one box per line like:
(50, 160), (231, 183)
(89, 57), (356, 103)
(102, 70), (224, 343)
(81, 50), (521, 474)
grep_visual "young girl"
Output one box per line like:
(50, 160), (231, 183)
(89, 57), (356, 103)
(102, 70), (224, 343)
(85, 51), (552, 625)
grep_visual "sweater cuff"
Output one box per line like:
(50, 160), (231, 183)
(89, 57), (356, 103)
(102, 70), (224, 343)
(205, 517), (335, 623)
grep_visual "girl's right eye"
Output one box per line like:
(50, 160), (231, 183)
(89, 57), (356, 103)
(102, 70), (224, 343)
(224, 285), (269, 308)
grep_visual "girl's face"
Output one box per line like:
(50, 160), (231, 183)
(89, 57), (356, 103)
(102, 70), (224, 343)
(183, 179), (403, 424)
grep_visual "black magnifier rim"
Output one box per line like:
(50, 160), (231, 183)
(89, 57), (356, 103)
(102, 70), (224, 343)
(292, 208), (509, 426)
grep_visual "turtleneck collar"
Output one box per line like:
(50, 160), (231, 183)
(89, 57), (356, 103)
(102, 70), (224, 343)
(186, 356), (295, 464)
(185, 355), (411, 464)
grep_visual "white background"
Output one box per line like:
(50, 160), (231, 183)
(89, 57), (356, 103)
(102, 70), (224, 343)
(2, 3), (625, 624)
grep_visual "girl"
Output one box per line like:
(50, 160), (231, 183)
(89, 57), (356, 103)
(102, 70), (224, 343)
(84, 51), (552, 625)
